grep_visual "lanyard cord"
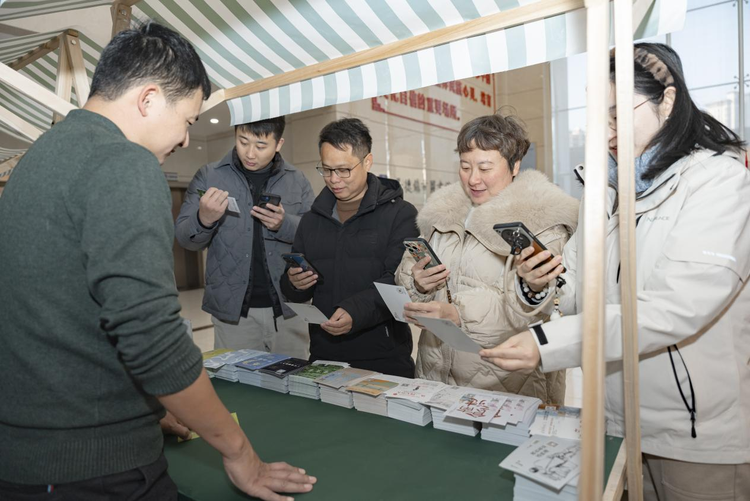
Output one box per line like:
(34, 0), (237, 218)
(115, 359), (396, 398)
(667, 345), (697, 438)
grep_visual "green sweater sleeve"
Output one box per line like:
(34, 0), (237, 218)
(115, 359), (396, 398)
(77, 144), (202, 396)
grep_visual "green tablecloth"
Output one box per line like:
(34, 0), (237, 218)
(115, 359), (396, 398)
(165, 379), (622, 500)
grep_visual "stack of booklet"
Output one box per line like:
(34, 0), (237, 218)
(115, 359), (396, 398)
(203, 349), (265, 382)
(425, 386), (483, 437)
(288, 362), (348, 400)
(384, 379), (445, 426)
(315, 368), (377, 408)
(257, 358), (310, 394)
(499, 436), (582, 500)
(234, 353), (290, 387)
(481, 394), (542, 446)
(346, 376), (403, 417)
(529, 406), (582, 441)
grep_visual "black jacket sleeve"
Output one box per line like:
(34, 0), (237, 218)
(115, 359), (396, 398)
(279, 213), (315, 303)
(337, 203), (419, 333)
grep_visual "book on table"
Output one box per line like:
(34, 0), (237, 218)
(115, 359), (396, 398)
(481, 393), (542, 446)
(203, 349), (267, 382)
(425, 386), (482, 436)
(314, 368), (378, 409)
(288, 363), (348, 400)
(234, 353), (291, 386)
(383, 379), (445, 426)
(346, 376), (402, 417)
(499, 435), (581, 500)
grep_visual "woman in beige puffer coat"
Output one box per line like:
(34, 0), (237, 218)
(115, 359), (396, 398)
(396, 114), (578, 404)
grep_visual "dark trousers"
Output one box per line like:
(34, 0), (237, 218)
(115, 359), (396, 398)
(349, 356), (416, 379)
(0, 453), (177, 501)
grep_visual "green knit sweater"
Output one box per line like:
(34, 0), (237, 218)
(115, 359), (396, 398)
(0, 110), (203, 484)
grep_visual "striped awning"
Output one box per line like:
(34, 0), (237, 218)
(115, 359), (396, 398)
(0, 0), (111, 22)
(0, 30), (102, 142)
(0, 146), (24, 164)
(133, 0), (686, 126)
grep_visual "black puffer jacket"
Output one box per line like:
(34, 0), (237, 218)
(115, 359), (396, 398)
(281, 174), (418, 377)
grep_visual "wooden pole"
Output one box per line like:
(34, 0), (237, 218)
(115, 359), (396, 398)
(214, 0), (584, 107)
(579, 0), (609, 499)
(53, 34), (73, 124)
(64, 34), (91, 107)
(0, 104), (42, 141)
(614, 0), (648, 498)
(111, 2), (134, 38)
(8, 34), (62, 71)
(0, 62), (76, 118)
(603, 442), (628, 501)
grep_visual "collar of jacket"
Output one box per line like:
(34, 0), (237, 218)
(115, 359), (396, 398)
(311, 173), (404, 222)
(416, 169), (579, 255)
(578, 149), (720, 217)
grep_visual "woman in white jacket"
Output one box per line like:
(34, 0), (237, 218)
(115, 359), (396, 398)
(481, 44), (750, 500)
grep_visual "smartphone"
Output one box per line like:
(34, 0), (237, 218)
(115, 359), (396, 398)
(403, 237), (443, 269)
(281, 253), (323, 281)
(197, 189), (206, 198)
(493, 222), (565, 272)
(258, 192), (281, 209)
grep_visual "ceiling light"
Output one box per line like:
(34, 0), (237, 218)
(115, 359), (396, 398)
(210, 118), (219, 124)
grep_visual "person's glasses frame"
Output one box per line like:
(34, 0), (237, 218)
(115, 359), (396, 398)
(608, 98), (651, 131)
(315, 158), (365, 178)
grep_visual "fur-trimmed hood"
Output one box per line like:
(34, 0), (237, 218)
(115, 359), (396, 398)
(417, 170), (579, 254)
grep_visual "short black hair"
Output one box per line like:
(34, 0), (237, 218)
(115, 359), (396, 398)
(89, 22), (211, 103)
(236, 116), (285, 142)
(318, 118), (372, 159)
(456, 113), (530, 171)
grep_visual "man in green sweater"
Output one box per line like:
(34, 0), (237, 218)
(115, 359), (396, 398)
(0, 23), (314, 501)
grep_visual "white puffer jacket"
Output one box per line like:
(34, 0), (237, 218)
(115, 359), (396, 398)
(396, 170), (579, 403)
(536, 149), (750, 463)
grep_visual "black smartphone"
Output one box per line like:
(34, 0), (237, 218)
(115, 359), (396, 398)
(258, 192), (281, 209)
(493, 222), (565, 272)
(281, 253), (323, 281)
(403, 237), (443, 269)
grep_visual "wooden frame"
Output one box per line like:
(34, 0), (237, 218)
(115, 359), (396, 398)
(0, 103), (42, 141)
(53, 34), (73, 124)
(64, 33), (91, 107)
(614, 0), (645, 498)
(579, 0), (610, 498)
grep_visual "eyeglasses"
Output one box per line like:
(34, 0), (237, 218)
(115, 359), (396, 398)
(608, 99), (650, 131)
(315, 159), (364, 178)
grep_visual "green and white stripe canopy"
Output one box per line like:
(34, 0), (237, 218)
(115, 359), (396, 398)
(0, 30), (103, 142)
(0, 0), (111, 22)
(133, 0), (686, 126)
(0, 146), (24, 165)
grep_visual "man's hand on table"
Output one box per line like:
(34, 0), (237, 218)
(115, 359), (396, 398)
(223, 438), (317, 501)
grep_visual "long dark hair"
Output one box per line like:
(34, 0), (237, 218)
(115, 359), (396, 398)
(610, 43), (745, 180)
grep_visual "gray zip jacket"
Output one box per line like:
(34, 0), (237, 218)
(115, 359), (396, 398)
(175, 149), (314, 322)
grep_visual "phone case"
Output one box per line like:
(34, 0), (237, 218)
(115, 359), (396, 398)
(281, 253), (322, 280)
(493, 222), (565, 272)
(259, 192), (281, 208)
(403, 238), (442, 269)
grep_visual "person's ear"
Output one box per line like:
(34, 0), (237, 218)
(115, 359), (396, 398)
(661, 86), (676, 122)
(363, 152), (373, 172)
(512, 160), (521, 178)
(136, 85), (160, 118)
(275, 137), (285, 152)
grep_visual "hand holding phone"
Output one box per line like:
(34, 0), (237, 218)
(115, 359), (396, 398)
(403, 238), (451, 297)
(493, 222), (564, 292)
(258, 192), (281, 209)
(283, 253), (322, 289)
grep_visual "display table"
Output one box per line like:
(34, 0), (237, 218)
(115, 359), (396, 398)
(165, 379), (624, 500)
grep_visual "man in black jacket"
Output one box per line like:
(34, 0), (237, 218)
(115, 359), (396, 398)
(280, 118), (418, 377)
